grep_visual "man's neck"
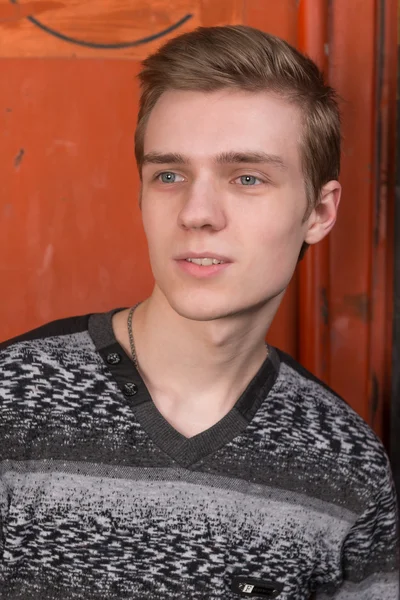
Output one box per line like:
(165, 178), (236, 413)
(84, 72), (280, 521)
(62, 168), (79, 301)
(112, 290), (276, 437)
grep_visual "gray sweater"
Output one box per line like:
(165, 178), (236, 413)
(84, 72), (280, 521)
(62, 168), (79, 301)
(0, 307), (398, 599)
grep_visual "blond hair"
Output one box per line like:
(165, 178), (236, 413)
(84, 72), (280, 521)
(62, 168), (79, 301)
(135, 25), (340, 230)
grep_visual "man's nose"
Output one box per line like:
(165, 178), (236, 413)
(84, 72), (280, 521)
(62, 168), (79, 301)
(177, 178), (226, 231)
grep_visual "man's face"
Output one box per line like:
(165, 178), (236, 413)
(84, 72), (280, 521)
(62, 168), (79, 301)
(140, 89), (318, 322)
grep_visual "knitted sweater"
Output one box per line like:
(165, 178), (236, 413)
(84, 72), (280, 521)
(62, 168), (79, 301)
(0, 307), (398, 600)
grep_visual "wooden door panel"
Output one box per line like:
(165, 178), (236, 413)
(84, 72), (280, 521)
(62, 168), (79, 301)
(0, 0), (245, 58)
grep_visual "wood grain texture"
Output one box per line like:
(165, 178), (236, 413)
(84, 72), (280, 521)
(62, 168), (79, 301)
(0, 0), (241, 58)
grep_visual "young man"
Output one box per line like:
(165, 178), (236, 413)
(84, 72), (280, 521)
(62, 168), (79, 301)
(0, 25), (398, 600)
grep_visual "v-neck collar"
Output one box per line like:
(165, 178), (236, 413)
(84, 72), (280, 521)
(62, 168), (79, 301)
(88, 307), (280, 468)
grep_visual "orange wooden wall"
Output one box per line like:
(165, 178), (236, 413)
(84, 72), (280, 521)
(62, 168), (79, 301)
(0, 0), (397, 446)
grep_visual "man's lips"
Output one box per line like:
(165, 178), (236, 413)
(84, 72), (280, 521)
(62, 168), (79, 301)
(174, 252), (233, 263)
(175, 259), (232, 278)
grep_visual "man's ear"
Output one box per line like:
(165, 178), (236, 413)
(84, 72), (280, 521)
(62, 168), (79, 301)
(304, 180), (341, 246)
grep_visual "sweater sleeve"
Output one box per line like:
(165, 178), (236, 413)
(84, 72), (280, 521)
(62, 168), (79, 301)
(316, 458), (399, 599)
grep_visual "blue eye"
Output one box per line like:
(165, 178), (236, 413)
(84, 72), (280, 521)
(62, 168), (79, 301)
(157, 172), (184, 184)
(237, 175), (262, 186)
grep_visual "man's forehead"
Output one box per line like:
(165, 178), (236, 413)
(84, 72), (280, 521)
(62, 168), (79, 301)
(149, 88), (301, 126)
(144, 90), (302, 170)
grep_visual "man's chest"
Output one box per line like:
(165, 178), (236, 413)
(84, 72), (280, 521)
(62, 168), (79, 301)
(0, 465), (352, 599)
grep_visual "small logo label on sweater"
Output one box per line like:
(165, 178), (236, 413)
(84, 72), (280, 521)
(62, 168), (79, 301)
(232, 576), (283, 597)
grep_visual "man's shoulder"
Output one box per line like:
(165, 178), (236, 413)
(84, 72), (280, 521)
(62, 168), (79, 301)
(0, 312), (94, 365)
(271, 348), (390, 482)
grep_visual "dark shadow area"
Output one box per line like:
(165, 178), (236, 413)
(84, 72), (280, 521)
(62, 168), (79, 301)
(391, 42), (400, 502)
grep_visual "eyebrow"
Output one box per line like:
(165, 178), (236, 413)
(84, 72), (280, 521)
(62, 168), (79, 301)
(142, 151), (287, 170)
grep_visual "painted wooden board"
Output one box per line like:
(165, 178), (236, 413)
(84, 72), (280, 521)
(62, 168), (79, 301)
(0, 0), (243, 58)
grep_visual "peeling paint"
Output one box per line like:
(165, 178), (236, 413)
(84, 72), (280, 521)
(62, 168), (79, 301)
(320, 287), (329, 325)
(342, 293), (370, 323)
(37, 244), (54, 276)
(14, 148), (24, 169)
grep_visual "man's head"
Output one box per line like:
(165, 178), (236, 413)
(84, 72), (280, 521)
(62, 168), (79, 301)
(135, 25), (340, 225)
(134, 25), (341, 324)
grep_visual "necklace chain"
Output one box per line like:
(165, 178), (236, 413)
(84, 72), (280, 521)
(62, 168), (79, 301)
(127, 302), (142, 370)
